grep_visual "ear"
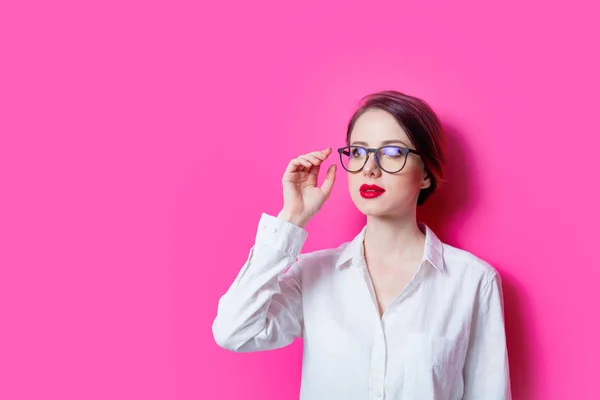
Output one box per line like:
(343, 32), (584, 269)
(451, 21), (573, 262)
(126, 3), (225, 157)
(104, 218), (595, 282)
(420, 169), (431, 190)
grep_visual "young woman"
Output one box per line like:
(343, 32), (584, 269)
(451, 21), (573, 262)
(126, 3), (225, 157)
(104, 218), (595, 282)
(212, 90), (512, 399)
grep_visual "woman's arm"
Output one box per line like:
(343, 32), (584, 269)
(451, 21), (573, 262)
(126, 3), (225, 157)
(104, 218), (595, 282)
(212, 213), (308, 352)
(462, 273), (512, 399)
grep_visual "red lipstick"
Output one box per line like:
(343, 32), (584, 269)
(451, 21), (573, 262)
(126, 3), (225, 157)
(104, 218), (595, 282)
(360, 184), (385, 199)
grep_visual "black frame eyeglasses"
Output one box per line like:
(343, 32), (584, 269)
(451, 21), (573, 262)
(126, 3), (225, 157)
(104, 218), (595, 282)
(337, 145), (421, 174)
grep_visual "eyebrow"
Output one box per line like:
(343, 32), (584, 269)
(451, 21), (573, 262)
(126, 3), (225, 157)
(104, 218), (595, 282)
(350, 139), (409, 147)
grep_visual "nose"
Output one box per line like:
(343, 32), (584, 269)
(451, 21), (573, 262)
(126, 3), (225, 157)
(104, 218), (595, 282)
(362, 153), (382, 178)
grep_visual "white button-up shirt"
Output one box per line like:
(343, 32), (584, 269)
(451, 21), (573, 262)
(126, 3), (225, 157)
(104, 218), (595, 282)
(212, 213), (512, 399)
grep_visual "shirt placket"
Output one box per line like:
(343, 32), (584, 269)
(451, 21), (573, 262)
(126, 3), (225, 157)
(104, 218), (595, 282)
(358, 260), (427, 400)
(370, 320), (387, 400)
(356, 263), (387, 400)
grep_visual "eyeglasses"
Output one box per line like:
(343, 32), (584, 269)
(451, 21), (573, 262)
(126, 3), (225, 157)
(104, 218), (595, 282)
(337, 145), (421, 174)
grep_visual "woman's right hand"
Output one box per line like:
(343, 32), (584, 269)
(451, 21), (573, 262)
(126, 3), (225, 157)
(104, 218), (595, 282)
(277, 148), (337, 228)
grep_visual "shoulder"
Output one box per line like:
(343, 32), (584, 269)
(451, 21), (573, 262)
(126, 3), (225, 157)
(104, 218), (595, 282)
(282, 242), (348, 286)
(296, 240), (349, 267)
(441, 242), (499, 287)
(287, 236), (357, 282)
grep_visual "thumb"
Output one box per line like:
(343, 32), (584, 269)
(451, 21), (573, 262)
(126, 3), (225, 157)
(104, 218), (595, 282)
(320, 164), (337, 198)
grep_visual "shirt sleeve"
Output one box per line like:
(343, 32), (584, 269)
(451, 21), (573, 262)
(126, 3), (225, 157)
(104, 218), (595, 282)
(462, 273), (512, 399)
(212, 213), (309, 352)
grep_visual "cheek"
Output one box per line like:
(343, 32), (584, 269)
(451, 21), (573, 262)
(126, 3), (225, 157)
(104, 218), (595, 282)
(384, 171), (424, 195)
(403, 162), (426, 184)
(348, 174), (361, 190)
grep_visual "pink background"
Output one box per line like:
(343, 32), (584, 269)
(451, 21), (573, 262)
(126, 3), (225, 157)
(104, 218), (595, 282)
(1, 0), (599, 399)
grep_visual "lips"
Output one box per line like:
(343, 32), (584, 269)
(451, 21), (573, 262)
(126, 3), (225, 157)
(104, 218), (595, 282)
(360, 184), (385, 192)
(360, 184), (385, 199)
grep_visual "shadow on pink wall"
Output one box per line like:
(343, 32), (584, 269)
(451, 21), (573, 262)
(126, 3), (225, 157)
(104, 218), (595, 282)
(418, 124), (534, 399)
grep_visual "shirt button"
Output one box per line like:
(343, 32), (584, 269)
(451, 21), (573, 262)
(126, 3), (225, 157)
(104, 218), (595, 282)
(271, 227), (278, 233)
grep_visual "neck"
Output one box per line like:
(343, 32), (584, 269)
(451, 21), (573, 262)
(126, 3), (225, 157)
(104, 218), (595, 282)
(363, 211), (426, 270)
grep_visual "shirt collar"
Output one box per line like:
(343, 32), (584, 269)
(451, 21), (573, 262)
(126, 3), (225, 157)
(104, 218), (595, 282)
(334, 222), (445, 273)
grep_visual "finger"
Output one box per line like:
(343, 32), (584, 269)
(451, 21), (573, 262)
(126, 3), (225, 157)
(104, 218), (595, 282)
(285, 158), (311, 174)
(286, 149), (331, 174)
(300, 154), (322, 166)
(308, 162), (321, 178)
(298, 158), (312, 169)
(320, 164), (337, 197)
(308, 148), (332, 161)
(294, 157), (312, 168)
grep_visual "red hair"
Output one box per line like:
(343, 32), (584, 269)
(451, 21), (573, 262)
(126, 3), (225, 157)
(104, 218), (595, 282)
(346, 90), (446, 205)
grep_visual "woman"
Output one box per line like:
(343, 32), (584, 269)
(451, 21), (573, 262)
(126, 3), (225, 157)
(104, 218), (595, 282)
(212, 90), (512, 399)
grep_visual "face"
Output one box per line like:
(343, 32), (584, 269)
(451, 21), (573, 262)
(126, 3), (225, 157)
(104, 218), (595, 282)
(346, 108), (430, 219)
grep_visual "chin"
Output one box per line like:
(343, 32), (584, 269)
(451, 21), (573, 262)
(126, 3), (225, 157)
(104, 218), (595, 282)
(361, 209), (388, 218)
(353, 196), (413, 219)
(354, 201), (392, 217)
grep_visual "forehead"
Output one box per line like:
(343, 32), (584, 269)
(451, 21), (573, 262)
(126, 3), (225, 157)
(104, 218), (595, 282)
(350, 108), (411, 145)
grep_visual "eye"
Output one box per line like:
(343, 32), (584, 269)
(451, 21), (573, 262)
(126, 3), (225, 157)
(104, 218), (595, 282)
(380, 146), (406, 158)
(349, 147), (367, 158)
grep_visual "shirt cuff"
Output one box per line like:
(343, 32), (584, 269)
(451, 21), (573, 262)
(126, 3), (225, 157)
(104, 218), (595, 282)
(255, 213), (308, 257)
